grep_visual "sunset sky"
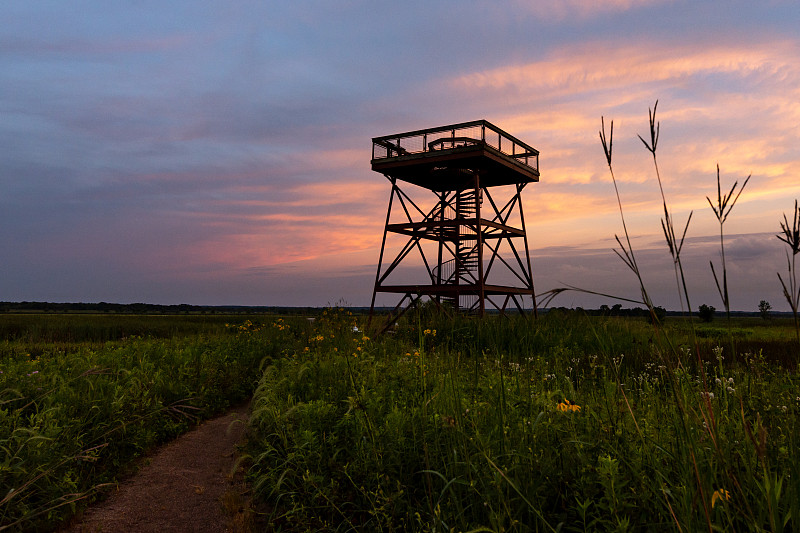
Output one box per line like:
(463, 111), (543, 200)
(2, 1), (799, 311)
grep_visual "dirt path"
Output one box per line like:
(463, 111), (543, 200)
(64, 402), (253, 533)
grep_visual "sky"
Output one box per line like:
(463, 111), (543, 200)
(2, 0), (800, 311)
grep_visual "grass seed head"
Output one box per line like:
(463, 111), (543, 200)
(777, 199), (800, 255)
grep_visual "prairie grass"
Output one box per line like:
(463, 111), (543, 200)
(777, 200), (800, 344)
(638, 101), (693, 319)
(707, 165), (751, 324)
(0, 314), (300, 531)
(245, 308), (800, 531)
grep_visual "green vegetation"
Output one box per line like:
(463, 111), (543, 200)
(244, 307), (800, 531)
(0, 313), (302, 531)
(1, 309), (798, 531)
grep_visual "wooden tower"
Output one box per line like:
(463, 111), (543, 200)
(368, 120), (540, 327)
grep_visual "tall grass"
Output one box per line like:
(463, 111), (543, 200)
(599, 117), (655, 316)
(245, 308), (800, 531)
(777, 200), (800, 344)
(0, 315), (299, 531)
(707, 165), (751, 324)
(638, 101), (694, 318)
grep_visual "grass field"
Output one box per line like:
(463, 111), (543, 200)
(245, 307), (799, 532)
(0, 312), (301, 531)
(1, 309), (798, 531)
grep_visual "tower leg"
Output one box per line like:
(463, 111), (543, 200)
(368, 179), (396, 328)
(517, 182), (538, 318)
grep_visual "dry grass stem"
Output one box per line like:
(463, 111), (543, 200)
(638, 101), (694, 316)
(707, 165), (751, 322)
(777, 199), (800, 343)
(600, 116), (655, 315)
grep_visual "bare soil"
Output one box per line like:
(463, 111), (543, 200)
(63, 402), (254, 533)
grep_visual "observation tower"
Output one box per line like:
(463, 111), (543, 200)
(368, 120), (540, 328)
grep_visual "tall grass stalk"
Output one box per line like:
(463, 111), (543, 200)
(777, 199), (800, 343)
(707, 165), (751, 323)
(638, 101), (694, 318)
(599, 116), (655, 316)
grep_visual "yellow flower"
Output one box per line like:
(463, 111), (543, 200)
(711, 488), (730, 508)
(557, 399), (581, 412)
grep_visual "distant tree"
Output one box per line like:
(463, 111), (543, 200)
(698, 304), (715, 323)
(599, 304), (610, 315)
(759, 300), (772, 320)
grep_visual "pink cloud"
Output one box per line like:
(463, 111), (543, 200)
(512, 0), (675, 21)
(451, 40), (800, 96)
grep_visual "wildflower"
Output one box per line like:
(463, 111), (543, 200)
(557, 399), (581, 412)
(711, 488), (730, 508)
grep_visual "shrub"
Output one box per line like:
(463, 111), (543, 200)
(698, 303), (716, 322)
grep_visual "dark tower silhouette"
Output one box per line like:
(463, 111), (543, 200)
(369, 120), (539, 329)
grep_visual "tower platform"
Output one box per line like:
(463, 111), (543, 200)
(371, 120), (539, 190)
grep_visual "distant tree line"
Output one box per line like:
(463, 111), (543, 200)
(0, 301), (320, 315)
(546, 304), (667, 322)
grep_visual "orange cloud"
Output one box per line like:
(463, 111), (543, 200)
(452, 40), (800, 98)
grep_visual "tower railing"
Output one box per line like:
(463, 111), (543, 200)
(372, 119), (539, 173)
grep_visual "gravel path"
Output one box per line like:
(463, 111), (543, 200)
(64, 402), (252, 533)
